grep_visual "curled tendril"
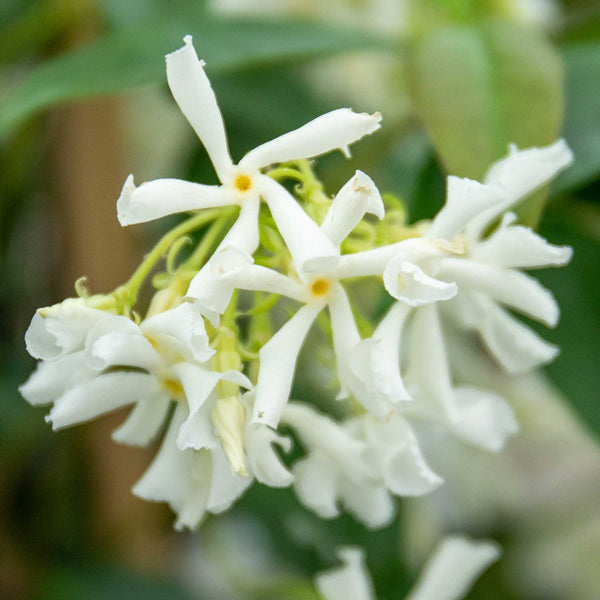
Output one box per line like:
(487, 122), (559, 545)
(74, 276), (90, 298)
(166, 235), (193, 274)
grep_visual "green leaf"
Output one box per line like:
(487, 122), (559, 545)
(0, 15), (388, 140)
(553, 41), (600, 195)
(407, 21), (564, 221)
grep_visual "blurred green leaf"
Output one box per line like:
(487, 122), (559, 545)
(407, 21), (563, 222)
(553, 41), (600, 195)
(0, 15), (389, 140)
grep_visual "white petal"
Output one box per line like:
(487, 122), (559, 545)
(467, 139), (573, 238)
(47, 372), (158, 430)
(245, 422), (294, 487)
(19, 352), (95, 406)
(133, 405), (211, 530)
(437, 258), (559, 326)
(451, 387), (519, 452)
(252, 303), (322, 428)
(315, 548), (376, 600)
(320, 170), (384, 246)
(449, 292), (559, 373)
(212, 246), (308, 301)
(86, 331), (161, 372)
(117, 176), (233, 226)
(407, 305), (456, 419)
(186, 196), (260, 323)
(141, 301), (214, 363)
(206, 443), (253, 513)
(259, 176), (338, 277)
(383, 259), (457, 306)
(25, 299), (107, 361)
(368, 303), (412, 403)
(364, 415), (443, 496)
(406, 537), (501, 600)
(340, 479), (395, 529)
(166, 36), (233, 181)
(471, 220), (573, 269)
(239, 109), (382, 171)
(292, 452), (341, 519)
(112, 393), (171, 447)
(427, 177), (506, 241)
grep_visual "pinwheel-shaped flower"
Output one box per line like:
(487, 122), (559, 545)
(117, 36), (381, 324)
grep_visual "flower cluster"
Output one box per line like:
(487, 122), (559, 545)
(21, 36), (573, 535)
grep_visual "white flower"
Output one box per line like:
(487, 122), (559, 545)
(212, 170), (393, 426)
(117, 36), (381, 324)
(282, 402), (394, 529)
(315, 537), (500, 600)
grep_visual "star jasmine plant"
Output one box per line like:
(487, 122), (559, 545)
(19, 35), (577, 595)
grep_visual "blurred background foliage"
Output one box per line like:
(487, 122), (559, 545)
(1, 0), (599, 598)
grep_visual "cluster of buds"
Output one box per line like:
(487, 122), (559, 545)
(22, 37), (573, 538)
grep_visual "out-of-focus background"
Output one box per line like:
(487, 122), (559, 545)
(1, 1), (599, 598)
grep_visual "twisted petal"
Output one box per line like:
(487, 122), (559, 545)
(467, 139), (573, 238)
(339, 479), (395, 529)
(259, 176), (338, 277)
(239, 108), (382, 171)
(19, 351), (94, 406)
(451, 387), (518, 452)
(320, 170), (384, 246)
(186, 197), (260, 324)
(406, 537), (501, 600)
(315, 548), (375, 600)
(383, 259), (457, 306)
(407, 305), (456, 419)
(25, 299), (107, 361)
(206, 443), (253, 513)
(166, 36), (233, 181)
(117, 176), (232, 226)
(471, 217), (573, 269)
(293, 452), (340, 519)
(212, 246), (308, 301)
(245, 422), (294, 487)
(363, 414), (443, 496)
(112, 393), (171, 447)
(437, 258), (559, 327)
(252, 303), (323, 427)
(449, 292), (559, 373)
(47, 371), (159, 430)
(427, 176), (506, 241)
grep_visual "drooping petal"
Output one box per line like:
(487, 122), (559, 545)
(450, 387), (518, 452)
(427, 176), (506, 241)
(19, 351), (95, 406)
(363, 414), (443, 496)
(292, 452), (341, 519)
(407, 305), (457, 420)
(47, 371), (159, 430)
(383, 259), (457, 306)
(245, 422), (294, 488)
(211, 246), (308, 301)
(471, 219), (573, 269)
(25, 299), (107, 361)
(339, 479), (395, 529)
(133, 405), (211, 531)
(239, 108), (382, 171)
(448, 292), (559, 373)
(251, 303), (323, 427)
(206, 443), (253, 513)
(406, 537), (501, 600)
(166, 36), (233, 181)
(320, 170), (384, 246)
(437, 258), (559, 327)
(117, 176), (233, 226)
(467, 139), (573, 238)
(259, 176), (338, 277)
(112, 393), (171, 447)
(141, 301), (215, 363)
(186, 196), (260, 324)
(315, 548), (376, 600)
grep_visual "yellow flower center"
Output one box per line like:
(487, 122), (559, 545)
(310, 278), (331, 298)
(161, 378), (185, 400)
(234, 173), (252, 193)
